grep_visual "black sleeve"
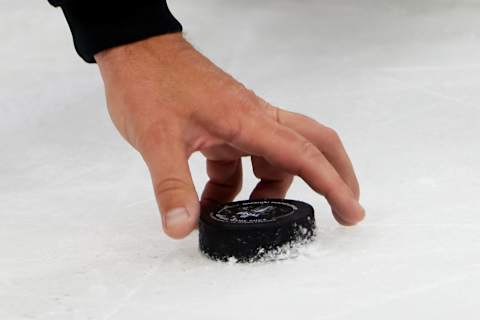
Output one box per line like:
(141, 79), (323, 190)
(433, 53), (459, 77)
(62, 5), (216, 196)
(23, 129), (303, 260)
(48, 0), (183, 63)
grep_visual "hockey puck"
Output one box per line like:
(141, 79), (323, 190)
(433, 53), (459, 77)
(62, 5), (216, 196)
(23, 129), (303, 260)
(199, 199), (316, 262)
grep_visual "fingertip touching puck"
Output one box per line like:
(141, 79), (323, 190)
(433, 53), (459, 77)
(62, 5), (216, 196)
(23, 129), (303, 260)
(199, 199), (316, 262)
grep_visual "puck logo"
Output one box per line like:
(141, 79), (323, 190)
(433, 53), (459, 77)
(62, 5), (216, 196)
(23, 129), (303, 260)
(211, 200), (298, 224)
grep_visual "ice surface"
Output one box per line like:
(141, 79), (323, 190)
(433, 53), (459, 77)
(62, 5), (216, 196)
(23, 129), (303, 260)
(1, 0), (480, 319)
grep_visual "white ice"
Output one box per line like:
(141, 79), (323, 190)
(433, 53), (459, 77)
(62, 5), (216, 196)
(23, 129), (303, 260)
(1, 0), (480, 319)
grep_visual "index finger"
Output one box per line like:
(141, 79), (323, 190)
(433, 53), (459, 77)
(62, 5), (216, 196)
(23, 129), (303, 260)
(271, 107), (360, 200)
(217, 112), (365, 225)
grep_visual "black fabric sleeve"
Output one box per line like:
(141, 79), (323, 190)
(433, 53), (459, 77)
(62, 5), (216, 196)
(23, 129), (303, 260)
(48, 0), (183, 63)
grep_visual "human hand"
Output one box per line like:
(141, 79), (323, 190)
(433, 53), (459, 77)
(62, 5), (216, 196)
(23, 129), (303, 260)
(94, 33), (364, 239)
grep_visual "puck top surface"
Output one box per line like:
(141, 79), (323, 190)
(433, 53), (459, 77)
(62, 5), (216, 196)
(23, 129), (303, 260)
(200, 199), (313, 230)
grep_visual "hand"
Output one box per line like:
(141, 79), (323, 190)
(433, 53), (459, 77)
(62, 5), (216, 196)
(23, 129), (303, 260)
(94, 33), (365, 239)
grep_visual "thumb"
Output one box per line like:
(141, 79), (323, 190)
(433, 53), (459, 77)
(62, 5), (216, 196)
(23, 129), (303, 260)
(140, 136), (200, 239)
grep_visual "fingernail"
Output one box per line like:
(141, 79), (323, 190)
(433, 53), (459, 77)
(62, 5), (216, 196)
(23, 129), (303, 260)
(165, 207), (190, 229)
(358, 204), (366, 221)
(333, 198), (365, 226)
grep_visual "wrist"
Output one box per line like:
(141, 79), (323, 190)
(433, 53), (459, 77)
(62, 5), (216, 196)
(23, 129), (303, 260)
(95, 33), (190, 79)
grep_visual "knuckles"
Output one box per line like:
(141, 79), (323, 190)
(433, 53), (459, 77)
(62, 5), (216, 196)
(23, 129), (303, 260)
(153, 176), (191, 201)
(299, 140), (321, 160)
(323, 127), (342, 147)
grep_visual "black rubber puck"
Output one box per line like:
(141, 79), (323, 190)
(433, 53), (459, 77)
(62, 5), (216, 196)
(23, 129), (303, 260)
(199, 199), (316, 262)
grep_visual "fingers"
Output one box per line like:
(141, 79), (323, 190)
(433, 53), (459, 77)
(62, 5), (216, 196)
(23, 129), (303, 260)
(200, 158), (243, 210)
(139, 131), (200, 239)
(250, 156), (294, 200)
(221, 113), (364, 225)
(269, 107), (360, 200)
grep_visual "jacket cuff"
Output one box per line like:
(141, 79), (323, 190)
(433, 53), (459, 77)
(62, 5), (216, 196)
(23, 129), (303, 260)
(55, 1), (182, 63)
